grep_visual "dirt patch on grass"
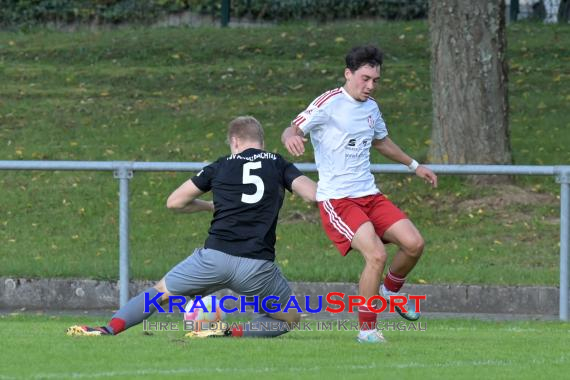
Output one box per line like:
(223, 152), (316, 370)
(458, 185), (557, 210)
(456, 185), (559, 224)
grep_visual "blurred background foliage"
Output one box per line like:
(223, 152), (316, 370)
(0, 0), (428, 27)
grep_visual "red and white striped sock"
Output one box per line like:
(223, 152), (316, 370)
(358, 305), (378, 331)
(383, 269), (406, 293)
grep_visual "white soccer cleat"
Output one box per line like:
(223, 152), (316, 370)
(356, 329), (387, 344)
(382, 287), (422, 321)
(66, 325), (111, 336)
(184, 325), (228, 339)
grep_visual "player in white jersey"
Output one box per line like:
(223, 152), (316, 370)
(282, 45), (438, 344)
(290, 85), (386, 201)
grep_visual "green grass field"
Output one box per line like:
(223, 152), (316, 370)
(0, 314), (568, 379)
(0, 21), (569, 285)
(1, 20), (569, 380)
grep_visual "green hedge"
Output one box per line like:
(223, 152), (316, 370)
(0, 0), (192, 26)
(223, 0), (427, 21)
(0, 0), (428, 27)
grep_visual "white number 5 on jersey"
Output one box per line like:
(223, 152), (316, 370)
(241, 161), (265, 204)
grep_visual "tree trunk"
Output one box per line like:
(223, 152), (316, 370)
(428, 0), (512, 180)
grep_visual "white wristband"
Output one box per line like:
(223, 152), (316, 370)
(408, 159), (419, 171)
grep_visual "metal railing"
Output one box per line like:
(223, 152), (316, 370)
(0, 161), (568, 320)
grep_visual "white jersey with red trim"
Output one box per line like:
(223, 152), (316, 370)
(292, 87), (388, 201)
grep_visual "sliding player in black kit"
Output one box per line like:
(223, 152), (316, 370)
(67, 116), (316, 338)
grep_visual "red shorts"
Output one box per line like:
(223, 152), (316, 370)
(318, 194), (407, 256)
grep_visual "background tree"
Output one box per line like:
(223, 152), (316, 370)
(428, 0), (512, 179)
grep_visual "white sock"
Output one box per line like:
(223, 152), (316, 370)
(358, 329), (376, 338)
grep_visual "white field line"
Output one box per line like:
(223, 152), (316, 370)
(1, 357), (567, 380)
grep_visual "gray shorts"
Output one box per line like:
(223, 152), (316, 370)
(164, 248), (292, 308)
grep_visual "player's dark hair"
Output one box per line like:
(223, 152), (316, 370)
(345, 45), (384, 72)
(227, 116), (264, 145)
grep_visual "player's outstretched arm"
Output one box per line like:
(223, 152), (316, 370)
(372, 137), (438, 188)
(281, 125), (307, 157)
(166, 178), (214, 213)
(291, 175), (317, 202)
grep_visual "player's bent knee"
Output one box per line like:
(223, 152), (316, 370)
(409, 235), (425, 257)
(402, 238), (424, 259)
(365, 250), (387, 270)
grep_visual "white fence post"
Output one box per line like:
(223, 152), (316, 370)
(556, 168), (570, 321)
(113, 164), (133, 308)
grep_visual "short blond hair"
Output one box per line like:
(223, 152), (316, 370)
(227, 116), (264, 145)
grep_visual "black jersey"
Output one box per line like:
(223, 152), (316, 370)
(191, 148), (303, 261)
